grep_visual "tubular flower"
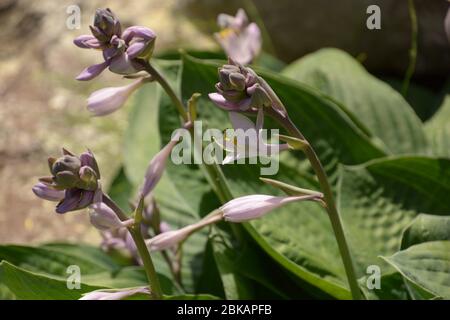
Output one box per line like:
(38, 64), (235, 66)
(89, 188), (134, 231)
(87, 78), (145, 116)
(219, 108), (289, 164)
(220, 194), (323, 222)
(80, 287), (150, 300)
(215, 8), (262, 65)
(140, 133), (181, 197)
(208, 58), (270, 112)
(33, 149), (100, 214)
(74, 8), (156, 80)
(145, 214), (222, 252)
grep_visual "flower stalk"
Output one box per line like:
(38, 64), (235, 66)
(102, 193), (163, 299)
(265, 107), (363, 300)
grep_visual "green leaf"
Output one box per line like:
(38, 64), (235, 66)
(282, 48), (428, 155)
(382, 241), (450, 299)
(425, 95), (450, 157)
(339, 156), (450, 278)
(359, 272), (409, 300)
(0, 261), (101, 300)
(123, 82), (161, 186)
(107, 167), (135, 214)
(401, 214), (450, 249)
(0, 244), (119, 277)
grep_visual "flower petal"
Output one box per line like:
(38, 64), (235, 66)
(208, 93), (251, 111)
(76, 61), (109, 81)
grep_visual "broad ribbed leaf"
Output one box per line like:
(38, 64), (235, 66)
(401, 214), (450, 249)
(339, 157), (450, 278)
(0, 261), (101, 300)
(382, 241), (450, 299)
(425, 95), (450, 157)
(282, 48), (428, 155)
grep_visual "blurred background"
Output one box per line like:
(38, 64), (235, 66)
(0, 0), (448, 244)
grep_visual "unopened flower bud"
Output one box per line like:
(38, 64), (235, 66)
(140, 133), (181, 197)
(87, 78), (144, 116)
(220, 194), (321, 223)
(34, 149), (101, 214)
(80, 287), (150, 300)
(51, 155), (81, 177)
(92, 8), (121, 43)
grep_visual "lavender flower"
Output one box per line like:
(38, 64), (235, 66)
(220, 194), (322, 222)
(220, 108), (289, 164)
(208, 58), (270, 111)
(74, 8), (156, 80)
(87, 78), (145, 116)
(33, 149), (100, 214)
(80, 287), (150, 300)
(101, 227), (136, 257)
(140, 133), (181, 197)
(146, 214), (222, 252)
(89, 188), (134, 231)
(215, 9), (262, 65)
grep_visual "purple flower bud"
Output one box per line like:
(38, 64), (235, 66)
(80, 287), (150, 300)
(73, 35), (102, 49)
(89, 190), (132, 231)
(76, 61), (109, 81)
(215, 9), (262, 65)
(209, 59), (265, 111)
(122, 26), (156, 59)
(35, 149), (100, 213)
(32, 182), (65, 202)
(74, 9), (157, 81)
(87, 78), (144, 116)
(140, 134), (181, 197)
(145, 214), (221, 251)
(79, 150), (100, 178)
(220, 194), (321, 222)
(92, 8), (121, 43)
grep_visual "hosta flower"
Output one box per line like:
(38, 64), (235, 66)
(220, 194), (322, 222)
(140, 134), (181, 197)
(215, 8), (262, 65)
(80, 287), (150, 300)
(74, 8), (156, 80)
(220, 108), (289, 164)
(101, 227), (136, 256)
(33, 149), (100, 214)
(87, 78), (145, 116)
(145, 214), (222, 252)
(208, 58), (270, 111)
(89, 188), (133, 231)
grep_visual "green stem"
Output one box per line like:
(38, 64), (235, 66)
(402, 0), (418, 96)
(268, 111), (363, 300)
(143, 61), (189, 122)
(102, 194), (163, 299)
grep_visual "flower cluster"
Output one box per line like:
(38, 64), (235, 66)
(74, 8), (155, 116)
(74, 8), (156, 80)
(33, 149), (100, 213)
